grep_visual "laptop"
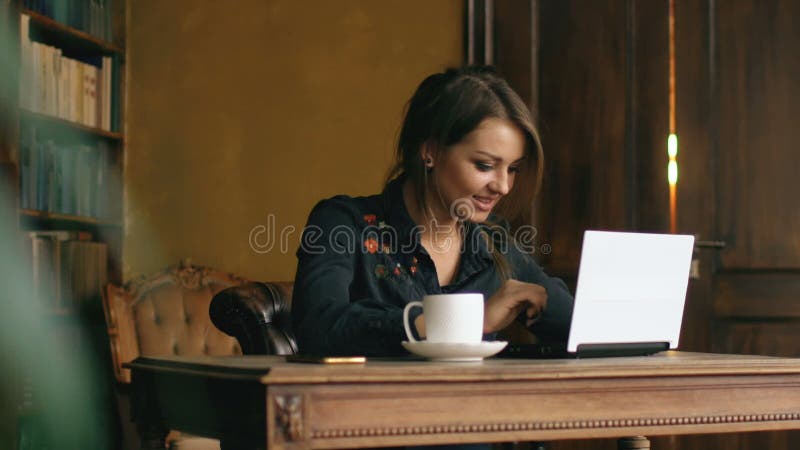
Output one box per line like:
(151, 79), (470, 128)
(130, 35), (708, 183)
(499, 230), (695, 359)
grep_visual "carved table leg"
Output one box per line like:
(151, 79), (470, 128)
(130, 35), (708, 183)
(220, 436), (264, 450)
(131, 371), (168, 450)
(274, 394), (304, 442)
(618, 436), (650, 450)
(138, 422), (168, 450)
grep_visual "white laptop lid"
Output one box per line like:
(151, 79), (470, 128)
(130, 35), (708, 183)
(566, 230), (695, 352)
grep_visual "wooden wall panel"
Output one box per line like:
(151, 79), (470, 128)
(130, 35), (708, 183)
(492, 1), (800, 449)
(680, 3), (800, 449)
(536, 0), (672, 275)
(493, 0), (537, 233)
(714, 272), (800, 318)
(716, 0), (800, 269)
(715, 322), (800, 357)
(631, 0), (670, 233)
(673, 0), (715, 354)
(674, 0), (716, 238)
(493, 0), (535, 113)
(537, 0), (628, 274)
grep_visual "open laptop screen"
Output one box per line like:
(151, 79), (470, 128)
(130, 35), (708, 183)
(566, 231), (695, 352)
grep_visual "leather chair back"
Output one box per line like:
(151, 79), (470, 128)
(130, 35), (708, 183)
(209, 281), (297, 355)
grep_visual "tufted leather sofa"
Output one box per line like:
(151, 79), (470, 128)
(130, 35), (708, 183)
(102, 260), (296, 450)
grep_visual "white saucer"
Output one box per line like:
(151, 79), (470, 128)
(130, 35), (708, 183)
(401, 340), (508, 362)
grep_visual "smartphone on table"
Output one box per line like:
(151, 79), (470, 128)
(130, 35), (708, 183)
(286, 355), (366, 364)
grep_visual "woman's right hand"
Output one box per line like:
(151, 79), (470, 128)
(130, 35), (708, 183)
(483, 279), (548, 333)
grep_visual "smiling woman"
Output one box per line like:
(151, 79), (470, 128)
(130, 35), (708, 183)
(292, 64), (573, 349)
(290, 67), (574, 449)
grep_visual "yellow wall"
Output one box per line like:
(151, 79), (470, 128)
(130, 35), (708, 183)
(124, 0), (463, 281)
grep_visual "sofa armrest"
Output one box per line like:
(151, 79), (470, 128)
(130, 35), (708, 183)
(209, 282), (297, 355)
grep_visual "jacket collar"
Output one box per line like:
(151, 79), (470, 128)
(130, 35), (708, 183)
(381, 176), (494, 266)
(381, 176), (420, 254)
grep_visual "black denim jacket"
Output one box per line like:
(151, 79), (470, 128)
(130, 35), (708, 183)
(291, 177), (574, 356)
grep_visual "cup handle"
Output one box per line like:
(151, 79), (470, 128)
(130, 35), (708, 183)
(403, 301), (424, 343)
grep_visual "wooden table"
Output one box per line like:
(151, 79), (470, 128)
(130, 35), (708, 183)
(126, 352), (800, 450)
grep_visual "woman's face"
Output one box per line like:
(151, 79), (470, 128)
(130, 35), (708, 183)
(428, 117), (526, 223)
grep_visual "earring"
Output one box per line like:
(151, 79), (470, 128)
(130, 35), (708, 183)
(425, 158), (433, 167)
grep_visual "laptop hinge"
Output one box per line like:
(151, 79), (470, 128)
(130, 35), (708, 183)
(575, 342), (670, 358)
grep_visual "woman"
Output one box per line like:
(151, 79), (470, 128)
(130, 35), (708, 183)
(292, 66), (573, 358)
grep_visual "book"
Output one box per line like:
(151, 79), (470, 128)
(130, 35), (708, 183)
(19, 14), (31, 110)
(61, 241), (108, 312)
(27, 230), (102, 313)
(19, 123), (112, 216)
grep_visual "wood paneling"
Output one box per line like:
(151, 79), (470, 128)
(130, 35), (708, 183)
(674, 0), (715, 239)
(493, 0), (537, 233)
(716, 322), (800, 357)
(489, 1), (800, 449)
(537, 0), (628, 273)
(714, 271), (800, 318)
(630, 0), (670, 233)
(493, 0), (535, 113)
(535, 0), (673, 275)
(673, 0), (715, 355)
(680, 2), (800, 450)
(716, 0), (800, 269)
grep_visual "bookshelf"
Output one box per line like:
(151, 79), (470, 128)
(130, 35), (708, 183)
(0, 0), (126, 449)
(13, 0), (126, 286)
(21, 8), (124, 55)
(20, 107), (124, 140)
(20, 207), (122, 226)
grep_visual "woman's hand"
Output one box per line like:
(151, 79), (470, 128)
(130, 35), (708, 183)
(484, 279), (548, 333)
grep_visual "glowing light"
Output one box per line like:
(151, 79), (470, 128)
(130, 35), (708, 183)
(668, 134), (678, 158)
(667, 133), (678, 185)
(668, 160), (678, 185)
(668, 0), (677, 234)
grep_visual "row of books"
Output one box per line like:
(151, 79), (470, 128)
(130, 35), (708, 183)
(21, 0), (114, 43)
(26, 230), (108, 314)
(19, 123), (114, 219)
(20, 14), (115, 131)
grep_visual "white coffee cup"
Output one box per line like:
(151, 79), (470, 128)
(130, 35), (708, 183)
(402, 293), (484, 343)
